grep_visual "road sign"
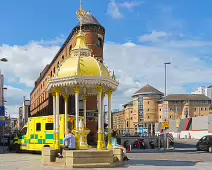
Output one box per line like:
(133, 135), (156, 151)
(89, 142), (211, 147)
(0, 106), (5, 116)
(162, 122), (169, 129)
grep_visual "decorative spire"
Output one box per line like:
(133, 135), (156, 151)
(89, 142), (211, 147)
(112, 70), (116, 80)
(71, 0), (92, 58)
(76, 0), (85, 33)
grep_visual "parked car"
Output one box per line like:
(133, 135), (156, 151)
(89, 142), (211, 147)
(196, 135), (212, 152)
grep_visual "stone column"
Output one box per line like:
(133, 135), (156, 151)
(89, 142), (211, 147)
(74, 87), (80, 149)
(52, 92), (56, 131)
(63, 95), (69, 134)
(55, 88), (61, 150)
(107, 90), (113, 149)
(83, 96), (87, 128)
(97, 86), (103, 150)
(101, 93), (106, 149)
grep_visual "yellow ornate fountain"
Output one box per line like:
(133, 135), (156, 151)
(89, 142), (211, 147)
(78, 119), (90, 149)
(46, 0), (119, 151)
(42, 0), (124, 168)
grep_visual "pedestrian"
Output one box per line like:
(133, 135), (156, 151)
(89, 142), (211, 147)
(58, 129), (76, 158)
(111, 130), (129, 161)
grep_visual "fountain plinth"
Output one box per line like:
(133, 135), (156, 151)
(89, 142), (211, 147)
(78, 120), (90, 149)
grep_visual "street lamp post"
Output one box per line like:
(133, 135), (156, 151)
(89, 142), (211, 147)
(164, 62), (171, 121)
(164, 62), (171, 98)
(164, 62), (171, 149)
(0, 57), (8, 154)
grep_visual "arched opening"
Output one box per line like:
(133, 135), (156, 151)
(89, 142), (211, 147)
(57, 62), (60, 68)
(53, 67), (55, 74)
(62, 56), (64, 60)
(97, 38), (102, 48)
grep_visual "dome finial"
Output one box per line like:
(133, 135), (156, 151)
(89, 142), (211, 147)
(112, 70), (116, 80)
(76, 0), (85, 33)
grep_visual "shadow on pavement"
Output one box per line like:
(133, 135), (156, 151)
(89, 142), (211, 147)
(174, 142), (196, 148)
(125, 159), (196, 167)
(128, 148), (197, 153)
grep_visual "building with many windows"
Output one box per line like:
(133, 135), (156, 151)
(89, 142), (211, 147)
(112, 111), (124, 134)
(132, 84), (164, 133)
(119, 85), (212, 135)
(158, 94), (212, 122)
(123, 101), (134, 134)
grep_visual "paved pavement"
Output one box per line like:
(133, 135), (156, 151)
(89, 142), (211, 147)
(0, 139), (212, 170)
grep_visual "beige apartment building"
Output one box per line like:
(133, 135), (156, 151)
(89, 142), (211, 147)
(112, 111), (124, 134)
(112, 84), (212, 134)
(123, 101), (134, 134)
(132, 84), (164, 133)
(158, 94), (212, 122)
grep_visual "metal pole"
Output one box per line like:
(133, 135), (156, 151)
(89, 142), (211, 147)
(164, 63), (167, 149)
(165, 64), (166, 98)
(167, 136), (169, 149)
(2, 125), (4, 153)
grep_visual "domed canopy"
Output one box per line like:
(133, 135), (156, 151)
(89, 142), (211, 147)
(57, 55), (110, 78)
(57, 32), (110, 78)
(46, 6), (119, 95)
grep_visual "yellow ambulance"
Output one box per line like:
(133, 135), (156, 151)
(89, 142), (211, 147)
(14, 114), (79, 152)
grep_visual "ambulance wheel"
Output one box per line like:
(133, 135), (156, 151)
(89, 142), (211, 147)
(15, 144), (20, 153)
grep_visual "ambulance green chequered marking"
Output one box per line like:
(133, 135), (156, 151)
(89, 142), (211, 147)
(46, 134), (54, 140)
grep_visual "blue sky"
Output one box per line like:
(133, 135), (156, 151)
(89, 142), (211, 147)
(1, 0), (212, 45)
(1, 0), (212, 116)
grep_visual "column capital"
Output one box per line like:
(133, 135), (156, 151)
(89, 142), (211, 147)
(52, 92), (56, 97)
(97, 86), (103, 93)
(54, 88), (62, 96)
(63, 94), (69, 100)
(107, 90), (113, 96)
(83, 95), (87, 101)
(74, 86), (80, 95)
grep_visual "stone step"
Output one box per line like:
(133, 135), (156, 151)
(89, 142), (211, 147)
(65, 150), (113, 158)
(113, 156), (119, 162)
(56, 157), (65, 165)
(71, 163), (115, 168)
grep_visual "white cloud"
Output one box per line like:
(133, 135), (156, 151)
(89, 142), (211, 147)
(4, 85), (30, 117)
(107, 0), (142, 19)
(119, 1), (143, 11)
(0, 41), (60, 87)
(139, 31), (169, 42)
(107, 0), (124, 19)
(2, 33), (212, 115)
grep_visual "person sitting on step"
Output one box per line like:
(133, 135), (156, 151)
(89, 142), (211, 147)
(111, 130), (129, 161)
(58, 129), (76, 158)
